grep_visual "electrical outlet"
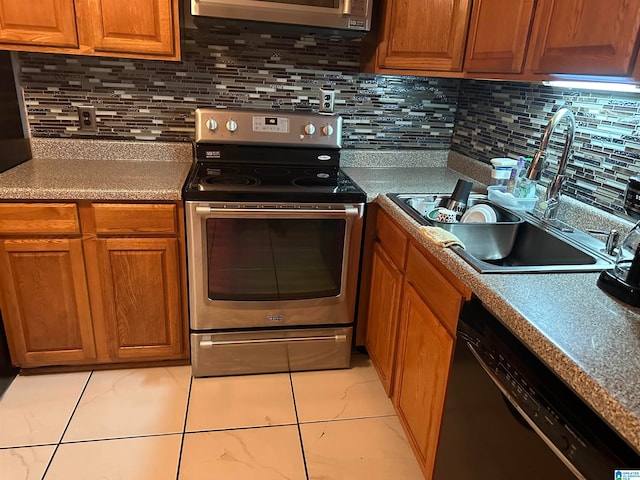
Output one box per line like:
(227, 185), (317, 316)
(78, 106), (97, 131)
(319, 89), (335, 113)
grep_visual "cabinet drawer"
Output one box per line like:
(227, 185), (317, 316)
(92, 203), (177, 235)
(376, 210), (408, 269)
(406, 244), (463, 335)
(0, 203), (80, 234)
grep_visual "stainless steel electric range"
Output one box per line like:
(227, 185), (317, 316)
(183, 108), (365, 377)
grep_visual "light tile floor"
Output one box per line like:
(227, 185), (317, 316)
(0, 354), (424, 480)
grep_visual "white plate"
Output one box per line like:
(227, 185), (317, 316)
(460, 204), (497, 223)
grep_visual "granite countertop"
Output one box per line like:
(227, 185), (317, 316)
(344, 166), (640, 455)
(0, 157), (192, 201)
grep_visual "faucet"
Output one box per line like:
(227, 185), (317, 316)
(525, 105), (576, 220)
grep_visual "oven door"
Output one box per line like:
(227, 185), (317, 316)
(185, 201), (364, 330)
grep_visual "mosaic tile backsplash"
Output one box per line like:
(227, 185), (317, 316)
(14, 25), (640, 217)
(453, 80), (640, 216)
(17, 27), (459, 149)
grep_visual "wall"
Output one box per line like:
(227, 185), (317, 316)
(453, 80), (640, 216)
(18, 27), (459, 150)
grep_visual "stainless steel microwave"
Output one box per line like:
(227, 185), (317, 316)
(191, 0), (373, 33)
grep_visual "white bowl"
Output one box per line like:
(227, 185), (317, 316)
(460, 204), (497, 223)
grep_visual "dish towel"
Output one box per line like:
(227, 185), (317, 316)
(419, 226), (465, 249)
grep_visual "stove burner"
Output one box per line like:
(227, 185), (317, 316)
(255, 167), (291, 176)
(292, 177), (336, 187)
(200, 175), (259, 188)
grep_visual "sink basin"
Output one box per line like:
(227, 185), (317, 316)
(388, 193), (616, 273)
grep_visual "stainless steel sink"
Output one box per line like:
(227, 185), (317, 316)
(388, 193), (616, 273)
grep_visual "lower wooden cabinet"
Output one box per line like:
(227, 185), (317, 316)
(359, 205), (470, 479)
(0, 238), (96, 366)
(0, 201), (189, 369)
(365, 242), (404, 394)
(394, 282), (455, 478)
(92, 237), (184, 361)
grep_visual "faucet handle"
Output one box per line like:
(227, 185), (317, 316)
(587, 228), (619, 256)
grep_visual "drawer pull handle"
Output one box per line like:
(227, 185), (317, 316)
(200, 334), (347, 348)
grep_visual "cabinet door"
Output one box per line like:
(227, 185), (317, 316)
(95, 237), (184, 361)
(0, 238), (96, 367)
(394, 283), (454, 478)
(376, 0), (472, 71)
(528, 0), (640, 75)
(83, 0), (178, 57)
(465, 0), (536, 73)
(365, 243), (404, 395)
(0, 0), (78, 48)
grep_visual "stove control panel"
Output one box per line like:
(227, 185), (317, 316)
(195, 108), (342, 148)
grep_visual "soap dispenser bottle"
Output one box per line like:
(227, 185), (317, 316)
(597, 220), (640, 306)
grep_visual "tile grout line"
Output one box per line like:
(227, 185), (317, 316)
(289, 372), (310, 480)
(40, 370), (93, 480)
(175, 373), (194, 480)
(297, 413), (397, 426)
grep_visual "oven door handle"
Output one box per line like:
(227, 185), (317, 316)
(466, 342), (587, 480)
(195, 206), (360, 218)
(200, 334), (348, 348)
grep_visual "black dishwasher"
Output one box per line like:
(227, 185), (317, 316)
(433, 299), (640, 480)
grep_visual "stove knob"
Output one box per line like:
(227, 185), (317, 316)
(226, 120), (238, 132)
(304, 123), (316, 135)
(321, 125), (334, 136)
(205, 119), (218, 131)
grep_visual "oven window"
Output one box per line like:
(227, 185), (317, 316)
(206, 218), (345, 301)
(256, 0), (338, 7)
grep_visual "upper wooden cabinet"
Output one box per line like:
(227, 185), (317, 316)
(0, 0), (78, 48)
(0, 0), (180, 60)
(363, 0), (473, 75)
(363, 0), (640, 79)
(526, 0), (640, 76)
(465, 0), (536, 73)
(84, 0), (178, 57)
